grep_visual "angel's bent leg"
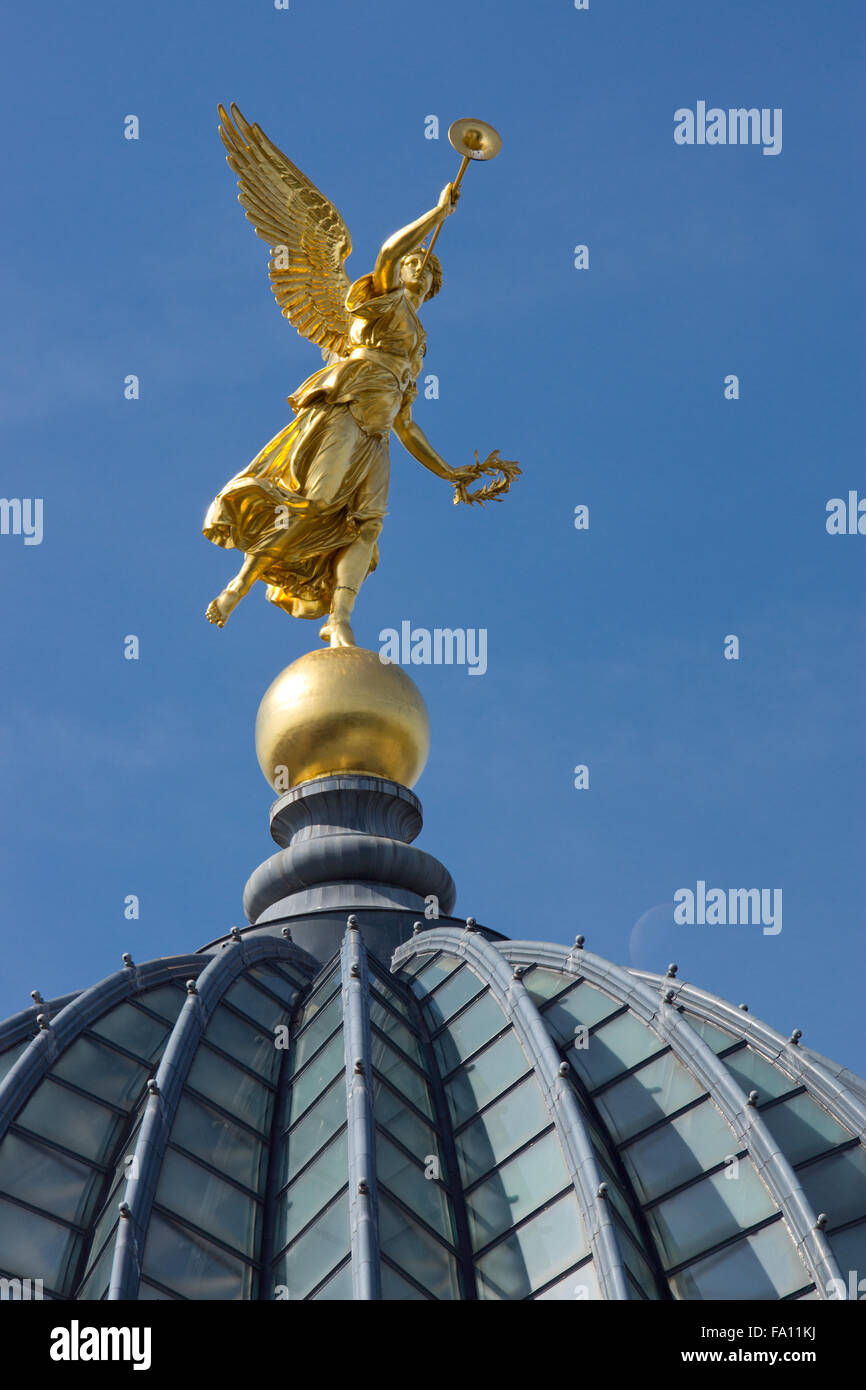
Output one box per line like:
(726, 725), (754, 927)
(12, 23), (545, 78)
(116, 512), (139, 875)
(320, 519), (383, 648)
(206, 553), (272, 627)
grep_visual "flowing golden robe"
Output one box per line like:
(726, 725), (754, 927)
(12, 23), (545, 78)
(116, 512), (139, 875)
(203, 276), (426, 618)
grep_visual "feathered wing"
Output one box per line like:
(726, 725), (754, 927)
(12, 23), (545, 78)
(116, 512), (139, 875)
(219, 103), (353, 359)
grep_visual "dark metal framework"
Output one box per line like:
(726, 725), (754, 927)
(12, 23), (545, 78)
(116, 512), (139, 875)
(0, 919), (863, 1301)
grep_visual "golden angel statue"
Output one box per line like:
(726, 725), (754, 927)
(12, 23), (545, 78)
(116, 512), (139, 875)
(204, 104), (519, 647)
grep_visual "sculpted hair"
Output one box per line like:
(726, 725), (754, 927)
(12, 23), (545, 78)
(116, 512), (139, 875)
(424, 252), (443, 301)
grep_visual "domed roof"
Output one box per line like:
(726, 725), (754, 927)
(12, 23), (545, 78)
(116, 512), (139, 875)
(1, 912), (863, 1301)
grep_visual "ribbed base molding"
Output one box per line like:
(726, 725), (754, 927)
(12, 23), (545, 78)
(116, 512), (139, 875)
(243, 775), (456, 937)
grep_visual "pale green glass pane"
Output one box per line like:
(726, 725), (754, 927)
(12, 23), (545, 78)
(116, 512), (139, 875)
(52, 1035), (149, 1108)
(648, 1161), (776, 1268)
(612, 1215), (658, 1295)
(798, 1146), (866, 1228)
(475, 1191), (588, 1300)
(368, 996), (420, 1054)
(309, 1259), (353, 1300)
(274, 1189), (349, 1300)
(522, 967), (571, 1004)
(0, 1132), (100, 1225)
(204, 1006), (283, 1084)
(372, 1078), (438, 1159)
(407, 954), (462, 997)
(0, 1041), (29, 1084)
(369, 979), (413, 1021)
(136, 984), (187, 1023)
(297, 972), (340, 1026)
(246, 963), (304, 1007)
(381, 1261), (431, 1299)
(595, 1051), (705, 1143)
(721, 1046), (796, 1100)
(455, 1074), (550, 1185)
(467, 1130), (570, 1252)
(158, 1148), (259, 1256)
(90, 1002), (170, 1062)
(423, 967), (485, 1028)
(225, 975), (294, 1029)
(434, 993), (508, 1074)
(75, 1233), (115, 1300)
(142, 1210), (253, 1299)
(288, 1031), (344, 1122)
(683, 1014), (739, 1053)
(760, 1093), (851, 1166)
(137, 1279), (177, 1300)
(670, 1219), (808, 1300)
(186, 1046), (272, 1135)
(579, 1103), (623, 1174)
(540, 982), (621, 1044)
(170, 1094), (263, 1190)
(0, 1195), (81, 1290)
(86, 1176), (127, 1278)
(567, 1011), (664, 1090)
(282, 1078), (345, 1181)
(376, 1132), (454, 1243)
(378, 1194), (460, 1299)
(86, 1123), (142, 1267)
(279, 1129), (348, 1247)
(828, 1220), (866, 1280)
(369, 1039), (433, 1117)
(625, 1271), (648, 1300)
(16, 1080), (123, 1164)
(395, 952), (436, 979)
(446, 1031), (529, 1126)
(370, 1009), (426, 1068)
(622, 1098), (740, 1203)
(534, 1260), (601, 1300)
(292, 992), (342, 1071)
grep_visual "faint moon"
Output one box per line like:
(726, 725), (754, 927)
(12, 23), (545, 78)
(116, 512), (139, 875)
(628, 901), (680, 973)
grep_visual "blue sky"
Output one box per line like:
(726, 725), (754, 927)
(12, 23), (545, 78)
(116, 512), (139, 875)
(1, 0), (863, 1073)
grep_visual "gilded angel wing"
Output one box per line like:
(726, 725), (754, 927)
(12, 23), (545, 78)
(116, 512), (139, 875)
(219, 103), (353, 359)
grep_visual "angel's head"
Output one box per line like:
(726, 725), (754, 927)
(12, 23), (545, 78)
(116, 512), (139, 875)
(400, 251), (443, 302)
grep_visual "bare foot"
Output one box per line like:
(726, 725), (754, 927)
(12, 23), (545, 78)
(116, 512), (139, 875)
(206, 588), (242, 627)
(319, 616), (356, 648)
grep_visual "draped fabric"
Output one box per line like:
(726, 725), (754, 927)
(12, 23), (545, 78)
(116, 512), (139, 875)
(203, 281), (425, 618)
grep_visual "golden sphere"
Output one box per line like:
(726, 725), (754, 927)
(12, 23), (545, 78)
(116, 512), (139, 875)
(255, 647), (430, 791)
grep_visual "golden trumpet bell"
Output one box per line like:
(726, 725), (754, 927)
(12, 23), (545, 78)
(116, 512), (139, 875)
(448, 118), (503, 161)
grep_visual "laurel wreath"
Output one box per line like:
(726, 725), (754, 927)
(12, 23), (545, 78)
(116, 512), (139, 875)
(452, 450), (522, 507)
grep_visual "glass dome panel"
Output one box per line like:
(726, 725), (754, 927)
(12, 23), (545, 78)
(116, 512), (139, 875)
(454, 1074), (550, 1184)
(669, 1218), (809, 1300)
(622, 1097), (742, 1203)
(377, 1192), (460, 1299)
(466, 1129), (570, 1251)
(475, 1190), (588, 1300)
(272, 1188), (350, 1300)
(647, 1160), (778, 1268)
(445, 1029), (530, 1125)
(594, 1050), (705, 1143)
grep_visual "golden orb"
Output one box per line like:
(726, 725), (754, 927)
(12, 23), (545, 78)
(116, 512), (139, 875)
(255, 647), (430, 791)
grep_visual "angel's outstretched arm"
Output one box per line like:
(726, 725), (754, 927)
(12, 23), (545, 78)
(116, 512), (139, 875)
(393, 406), (475, 484)
(373, 185), (458, 294)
